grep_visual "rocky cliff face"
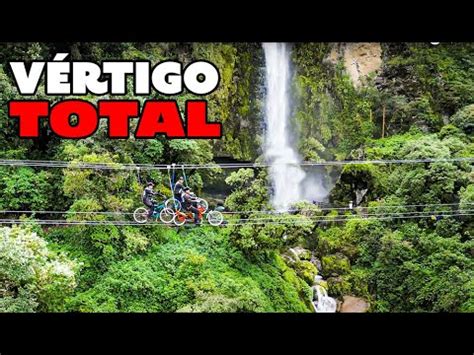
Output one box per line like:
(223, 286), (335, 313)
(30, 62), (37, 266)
(328, 43), (382, 87)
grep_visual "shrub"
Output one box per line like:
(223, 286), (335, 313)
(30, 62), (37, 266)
(0, 226), (78, 312)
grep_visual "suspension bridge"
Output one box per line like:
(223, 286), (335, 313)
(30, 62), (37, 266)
(0, 157), (471, 228)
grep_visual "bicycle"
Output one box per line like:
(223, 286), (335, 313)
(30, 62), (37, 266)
(173, 204), (223, 226)
(193, 196), (209, 212)
(133, 199), (176, 224)
(170, 195), (208, 212)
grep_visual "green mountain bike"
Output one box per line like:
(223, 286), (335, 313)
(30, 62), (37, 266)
(133, 199), (176, 224)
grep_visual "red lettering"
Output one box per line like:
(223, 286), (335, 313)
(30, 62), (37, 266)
(186, 100), (221, 138)
(99, 100), (139, 138)
(50, 100), (98, 139)
(8, 100), (221, 139)
(8, 101), (49, 138)
(135, 101), (185, 138)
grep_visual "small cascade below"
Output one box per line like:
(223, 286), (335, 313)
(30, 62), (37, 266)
(312, 277), (337, 313)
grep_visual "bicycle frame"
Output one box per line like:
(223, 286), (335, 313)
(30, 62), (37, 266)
(175, 205), (205, 222)
(151, 201), (166, 218)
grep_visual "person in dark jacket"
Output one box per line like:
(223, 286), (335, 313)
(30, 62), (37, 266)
(142, 182), (159, 217)
(182, 187), (201, 225)
(173, 176), (185, 203)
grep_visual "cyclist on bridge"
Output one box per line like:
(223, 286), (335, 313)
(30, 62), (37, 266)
(142, 182), (165, 217)
(173, 176), (186, 203)
(182, 187), (201, 225)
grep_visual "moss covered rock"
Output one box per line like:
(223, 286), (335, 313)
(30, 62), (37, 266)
(315, 279), (328, 290)
(327, 276), (352, 298)
(290, 246), (312, 261)
(294, 260), (318, 286)
(321, 253), (351, 276)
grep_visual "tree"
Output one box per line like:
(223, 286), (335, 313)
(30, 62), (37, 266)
(225, 168), (270, 212)
(0, 225), (78, 312)
(450, 104), (474, 134)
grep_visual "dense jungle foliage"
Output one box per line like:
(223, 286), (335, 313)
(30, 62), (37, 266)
(0, 42), (472, 312)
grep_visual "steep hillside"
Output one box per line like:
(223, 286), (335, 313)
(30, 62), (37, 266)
(0, 42), (472, 312)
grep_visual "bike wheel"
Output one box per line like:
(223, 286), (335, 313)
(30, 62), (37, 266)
(159, 208), (175, 224)
(197, 198), (209, 213)
(165, 198), (181, 211)
(207, 210), (223, 226)
(173, 213), (186, 226)
(133, 207), (149, 224)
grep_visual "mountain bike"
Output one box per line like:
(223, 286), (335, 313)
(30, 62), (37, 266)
(133, 199), (175, 224)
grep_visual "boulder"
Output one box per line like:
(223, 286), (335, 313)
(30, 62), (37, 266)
(281, 254), (297, 265)
(339, 296), (370, 313)
(310, 255), (322, 271)
(321, 253), (351, 276)
(315, 279), (328, 290)
(294, 260), (318, 285)
(327, 276), (351, 297)
(288, 246), (311, 261)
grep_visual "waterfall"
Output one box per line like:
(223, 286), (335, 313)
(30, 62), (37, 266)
(312, 284), (337, 313)
(263, 43), (306, 211)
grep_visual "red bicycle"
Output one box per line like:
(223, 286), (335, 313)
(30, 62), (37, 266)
(173, 204), (224, 226)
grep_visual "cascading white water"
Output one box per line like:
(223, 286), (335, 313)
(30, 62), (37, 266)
(263, 43), (307, 211)
(312, 284), (337, 313)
